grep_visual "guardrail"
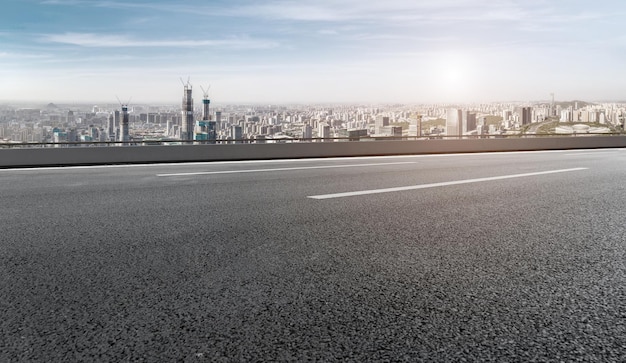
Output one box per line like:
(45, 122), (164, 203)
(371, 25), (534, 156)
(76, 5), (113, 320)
(2, 134), (626, 168)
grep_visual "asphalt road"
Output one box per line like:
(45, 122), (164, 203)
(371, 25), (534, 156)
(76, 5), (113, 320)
(1, 150), (625, 361)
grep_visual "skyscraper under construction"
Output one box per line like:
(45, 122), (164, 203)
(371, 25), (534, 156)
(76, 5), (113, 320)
(118, 104), (130, 142)
(181, 80), (194, 141)
(191, 85), (218, 143)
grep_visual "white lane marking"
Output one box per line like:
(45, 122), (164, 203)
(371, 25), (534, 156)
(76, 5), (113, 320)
(156, 161), (417, 177)
(563, 152), (618, 156)
(0, 149), (592, 172)
(308, 167), (589, 200)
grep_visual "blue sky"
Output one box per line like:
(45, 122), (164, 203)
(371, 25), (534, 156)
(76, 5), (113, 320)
(1, 0), (625, 103)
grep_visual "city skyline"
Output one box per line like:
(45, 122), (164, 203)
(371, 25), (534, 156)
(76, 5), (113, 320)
(1, 0), (625, 103)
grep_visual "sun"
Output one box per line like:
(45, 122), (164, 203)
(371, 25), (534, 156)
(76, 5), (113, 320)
(441, 61), (469, 87)
(436, 57), (473, 100)
(444, 67), (463, 84)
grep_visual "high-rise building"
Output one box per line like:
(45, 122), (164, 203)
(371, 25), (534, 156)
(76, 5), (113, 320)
(517, 107), (532, 126)
(318, 122), (331, 141)
(118, 105), (130, 142)
(67, 110), (75, 124)
(107, 113), (115, 140)
(502, 110), (512, 122)
(202, 96), (210, 121)
(302, 124), (312, 139)
(214, 111), (223, 131)
(231, 125), (242, 143)
(193, 120), (217, 143)
(463, 111), (477, 133)
(375, 115), (389, 135)
(196, 87), (217, 142)
(446, 108), (462, 137)
(181, 81), (194, 141)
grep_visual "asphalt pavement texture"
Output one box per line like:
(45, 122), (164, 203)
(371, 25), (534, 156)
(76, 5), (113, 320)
(1, 150), (625, 361)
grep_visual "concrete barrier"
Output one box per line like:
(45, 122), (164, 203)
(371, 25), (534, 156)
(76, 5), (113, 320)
(2, 136), (626, 167)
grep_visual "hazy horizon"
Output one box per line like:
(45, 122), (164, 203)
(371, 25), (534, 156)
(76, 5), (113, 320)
(2, 0), (625, 104)
(3, 99), (624, 109)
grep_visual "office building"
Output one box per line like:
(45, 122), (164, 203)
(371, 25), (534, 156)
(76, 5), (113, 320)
(375, 115), (390, 135)
(446, 108), (462, 137)
(463, 111), (477, 133)
(318, 122), (331, 141)
(517, 107), (532, 126)
(231, 125), (243, 143)
(107, 113), (115, 140)
(348, 128), (367, 141)
(302, 124), (312, 139)
(408, 115), (422, 137)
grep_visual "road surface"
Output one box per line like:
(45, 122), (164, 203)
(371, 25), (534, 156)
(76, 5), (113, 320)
(1, 150), (625, 361)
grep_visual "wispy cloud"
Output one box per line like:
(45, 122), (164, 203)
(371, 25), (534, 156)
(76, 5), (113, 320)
(0, 51), (51, 59)
(40, 0), (216, 15)
(38, 0), (611, 25)
(317, 29), (338, 35)
(39, 33), (279, 49)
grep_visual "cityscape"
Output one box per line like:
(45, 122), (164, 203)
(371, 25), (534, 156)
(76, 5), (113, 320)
(1, 88), (625, 146)
(3, 1), (625, 144)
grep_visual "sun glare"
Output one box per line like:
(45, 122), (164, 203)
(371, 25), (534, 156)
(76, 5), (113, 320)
(435, 55), (474, 101)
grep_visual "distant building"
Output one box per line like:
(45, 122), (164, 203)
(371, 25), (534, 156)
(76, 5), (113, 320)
(408, 115), (422, 137)
(302, 124), (312, 139)
(446, 108), (462, 137)
(107, 113), (115, 140)
(378, 125), (401, 136)
(502, 110), (512, 123)
(202, 96), (211, 121)
(318, 122), (331, 141)
(194, 120), (217, 142)
(231, 125), (243, 143)
(53, 128), (67, 145)
(114, 110), (120, 128)
(463, 111), (477, 133)
(348, 128), (368, 141)
(67, 110), (75, 124)
(517, 107), (532, 126)
(118, 105), (130, 142)
(181, 82), (194, 141)
(375, 115), (390, 135)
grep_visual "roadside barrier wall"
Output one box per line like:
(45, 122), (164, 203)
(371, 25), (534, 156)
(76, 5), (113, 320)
(2, 136), (626, 167)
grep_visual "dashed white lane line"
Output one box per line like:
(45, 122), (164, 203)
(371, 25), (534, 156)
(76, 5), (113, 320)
(307, 167), (589, 200)
(155, 161), (417, 177)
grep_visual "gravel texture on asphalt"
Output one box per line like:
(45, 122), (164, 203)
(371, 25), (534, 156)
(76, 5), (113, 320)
(0, 152), (624, 361)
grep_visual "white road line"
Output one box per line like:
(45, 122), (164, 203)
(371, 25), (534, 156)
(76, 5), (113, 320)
(1, 149), (594, 172)
(156, 161), (417, 177)
(308, 167), (588, 200)
(563, 152), (617, 156)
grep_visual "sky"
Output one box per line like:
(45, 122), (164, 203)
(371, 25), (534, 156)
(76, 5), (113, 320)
(1, 0), (625, 104)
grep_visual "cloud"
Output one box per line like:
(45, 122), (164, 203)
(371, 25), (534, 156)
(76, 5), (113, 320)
(40, 0), (215, 14)
(38, 0), (612, 26)
(0, 51), (51, 59)
(317, 29), (338, 35)
(39, 33), (279, 49)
